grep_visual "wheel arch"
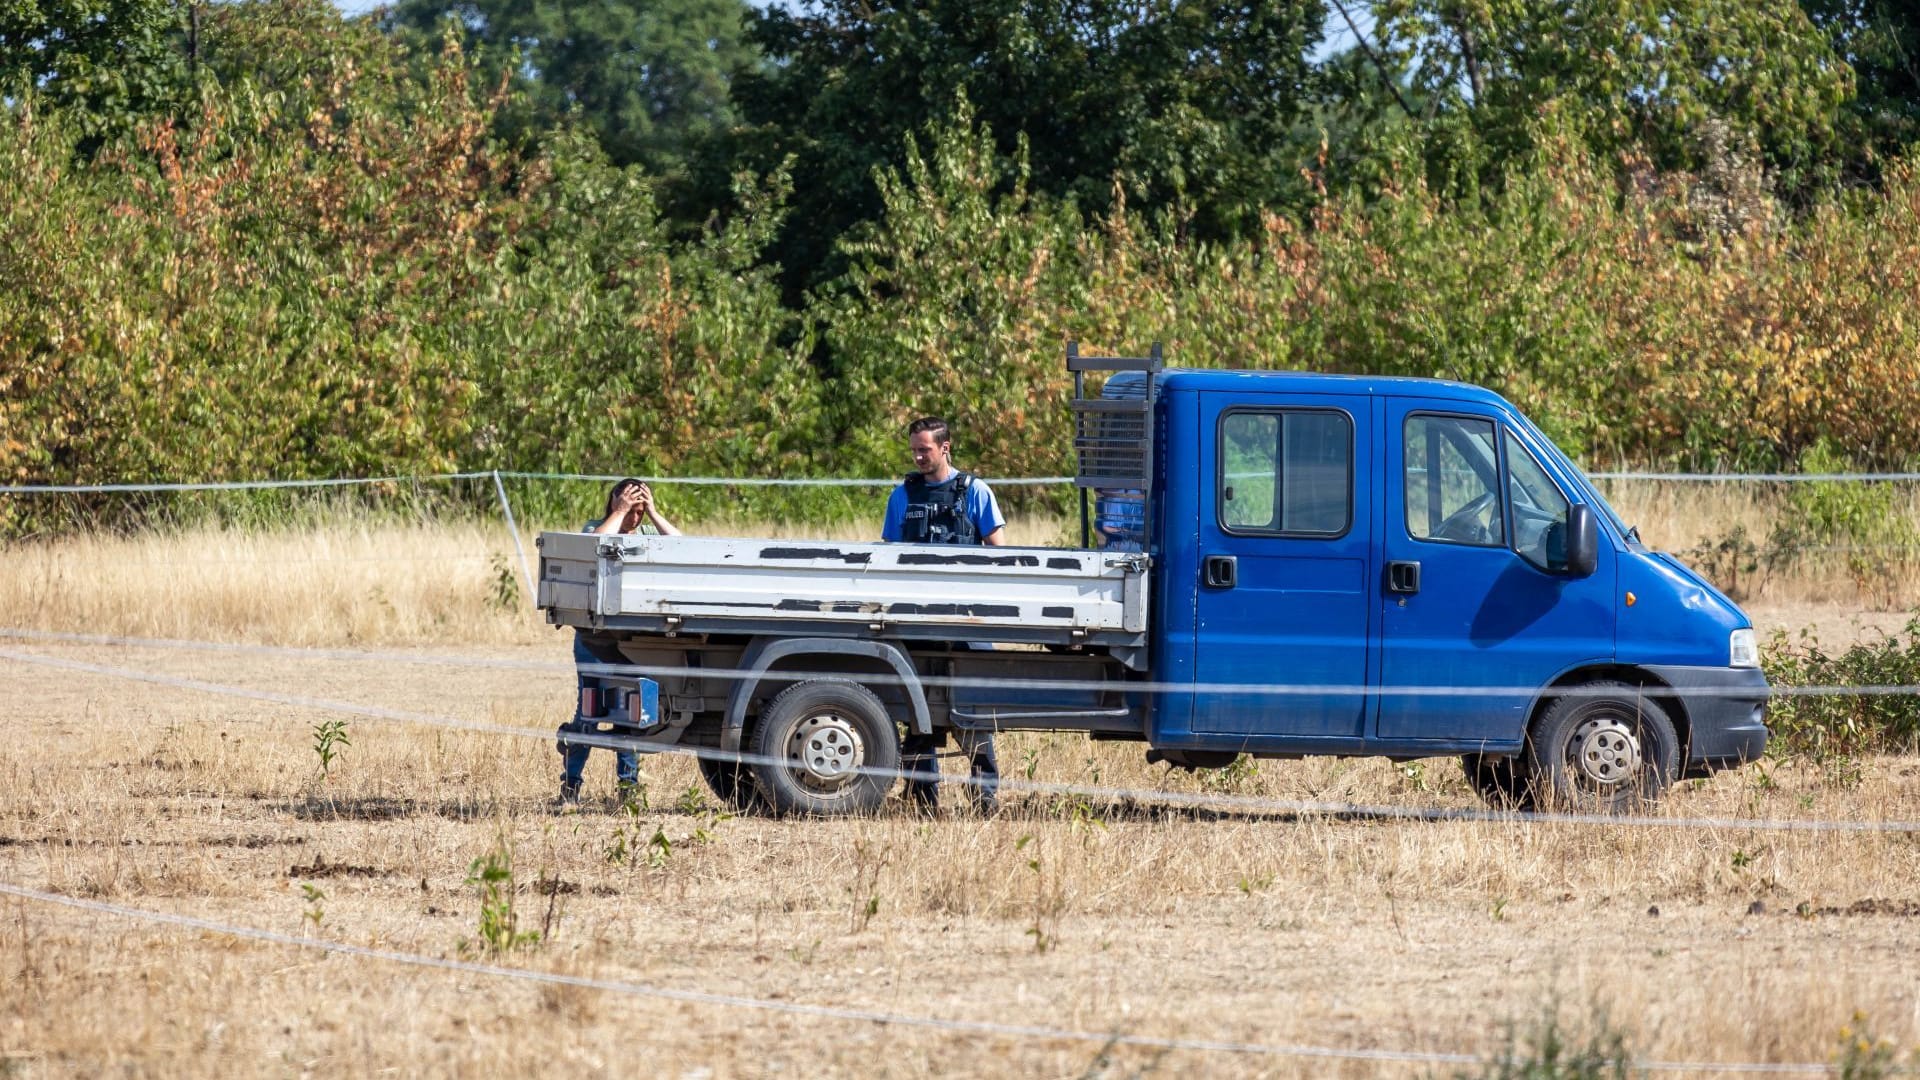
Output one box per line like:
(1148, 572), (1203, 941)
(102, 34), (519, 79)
(722, 637), (930, 753)
(1528, 664), (1688, 755)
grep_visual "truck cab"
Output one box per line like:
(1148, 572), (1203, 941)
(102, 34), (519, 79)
(1143, 369), (1767, 806)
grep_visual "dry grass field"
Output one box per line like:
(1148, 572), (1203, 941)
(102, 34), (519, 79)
(2, 498), (1918, 1078)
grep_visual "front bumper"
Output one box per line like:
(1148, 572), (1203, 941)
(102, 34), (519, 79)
(1643, 664), (1770, 776)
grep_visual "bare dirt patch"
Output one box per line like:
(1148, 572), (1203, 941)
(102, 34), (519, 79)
(1745, 601), (1918, 650)
(1, 637), (1917, 1077)
(1, 527), (1916, 1076)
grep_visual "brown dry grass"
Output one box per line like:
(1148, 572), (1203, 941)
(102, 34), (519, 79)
(1, 503), (1918, 1077)
(1603, 480), (1920, 612)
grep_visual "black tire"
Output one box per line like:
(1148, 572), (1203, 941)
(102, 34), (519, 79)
(697, 751), (767, 814)
(1524, 681), (1680, 812)
(1461, 753), (1531, 810)
(749, 679), (900, 816)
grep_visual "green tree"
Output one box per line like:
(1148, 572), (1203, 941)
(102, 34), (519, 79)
(722, 0), (1326, 298)
(1364, 0), (1855, 196)
(1800, 0), (1920, 180)
(0, 0), (193, 142)
(380, 0), (756, 178)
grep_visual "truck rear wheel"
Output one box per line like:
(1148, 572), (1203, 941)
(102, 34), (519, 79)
(1524, 681), (1679, 812)
(750, 679), (899, 816)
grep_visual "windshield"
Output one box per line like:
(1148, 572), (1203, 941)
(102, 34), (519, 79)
(1508, 413), (1640, 548)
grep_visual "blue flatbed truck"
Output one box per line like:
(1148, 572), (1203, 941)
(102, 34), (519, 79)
(536, 346), (1769, 815)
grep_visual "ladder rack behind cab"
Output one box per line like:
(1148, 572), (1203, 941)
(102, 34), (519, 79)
(1069, 342), (1162, 550)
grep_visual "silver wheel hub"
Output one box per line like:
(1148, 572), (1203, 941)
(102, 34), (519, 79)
(1571, 715), (1641, 788)
(786, 712), (865, 791)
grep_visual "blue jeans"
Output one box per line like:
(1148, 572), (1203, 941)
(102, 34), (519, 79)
(560, 634), (639, 791)
(902, 728), (998, 811)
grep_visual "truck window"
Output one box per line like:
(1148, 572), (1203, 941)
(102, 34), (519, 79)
(1505, 430), (1572, 571)
(1219, 410), (1352, 536)
(1404, 414), (1505, 547)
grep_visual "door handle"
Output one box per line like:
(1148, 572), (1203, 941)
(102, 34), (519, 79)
(1387, 560), (1421, 594)
(1203, 555), (1237, 589)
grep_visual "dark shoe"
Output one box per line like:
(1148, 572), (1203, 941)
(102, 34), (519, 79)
(556, 780), (582, 810)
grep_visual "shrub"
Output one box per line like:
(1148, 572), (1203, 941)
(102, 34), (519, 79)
(1762, 618), (1920, 760)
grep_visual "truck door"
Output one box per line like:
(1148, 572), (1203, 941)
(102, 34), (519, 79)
(1377, 400), (1616, 745)
(1189, 392), (1374, 741)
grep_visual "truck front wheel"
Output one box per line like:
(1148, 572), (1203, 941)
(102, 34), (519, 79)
(1524, 681), (1679, 812)
(750, 679), (900, 816)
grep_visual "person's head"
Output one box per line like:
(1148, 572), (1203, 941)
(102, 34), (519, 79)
(604, 477), (646, 526)
(907, 417), (953, 480)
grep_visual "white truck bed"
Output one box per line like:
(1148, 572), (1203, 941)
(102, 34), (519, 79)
(536, 532), (1150, 645)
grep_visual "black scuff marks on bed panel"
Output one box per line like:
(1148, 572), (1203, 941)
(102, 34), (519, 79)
(757, 547), (875, 564)
(1041, 607), (1074, 619)
(774, 600), (884, 614)
(1046, 558), (1083, 570)
(896, 552), (1040, 567)
(670, 600), (778, 609)
(884, 602), (1022, 618)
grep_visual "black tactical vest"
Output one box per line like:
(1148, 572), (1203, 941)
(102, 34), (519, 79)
(899, 472), (978, 545)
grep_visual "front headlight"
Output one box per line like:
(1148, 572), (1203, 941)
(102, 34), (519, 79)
(1729, 628), (1758, 668)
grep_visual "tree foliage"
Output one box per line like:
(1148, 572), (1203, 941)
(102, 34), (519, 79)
(8, 0), (1920, 533)
(1799, 0), (1920, 179)
(0, 0), (813, 510)
(380, 0), (756, 177)
(0, 0), (192, 143)
(1363, 0), (1856, 196)
(724, 0), (1326, 295)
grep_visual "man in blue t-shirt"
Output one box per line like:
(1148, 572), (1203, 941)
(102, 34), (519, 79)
(881, 417), (1005, 814)
(880, 421), (1007, 546)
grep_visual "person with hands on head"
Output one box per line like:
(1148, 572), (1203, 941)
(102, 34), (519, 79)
(559, 478), (680, 809)
(880, 417), (1006, 815)
(591, 478), (681, 538)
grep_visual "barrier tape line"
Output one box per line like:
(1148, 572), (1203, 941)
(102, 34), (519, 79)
(495, 472), (1077, 488)
(12, 470), (1920, 495)
(1588, 472), (1920, 483)
(0, 624), (1890, 703)
(0, 472), (497, 494)
(3, 643), (1918, 834)
(0, 882), (1849, 1073)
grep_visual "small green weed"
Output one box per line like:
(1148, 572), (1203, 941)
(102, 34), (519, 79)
(1236, 872), (1275, 895)
(1201, 753), (1260, 793)
(848, 838), (890, 933)
(1457, 1003), (1632, 1079)
(1685, 523), (1761, 600)
(1016, 833), (1055, 953)
(488, 553), (520, 610)
(1837, 1011), (1905, 1080)
(310, 719), (350, 780)
(300, 883), (325, 931)
(1397, 759), (1430, 792)
(461, 841), (540, 957)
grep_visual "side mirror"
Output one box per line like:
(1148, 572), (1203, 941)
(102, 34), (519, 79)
(1565, 504), (1599, 578)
